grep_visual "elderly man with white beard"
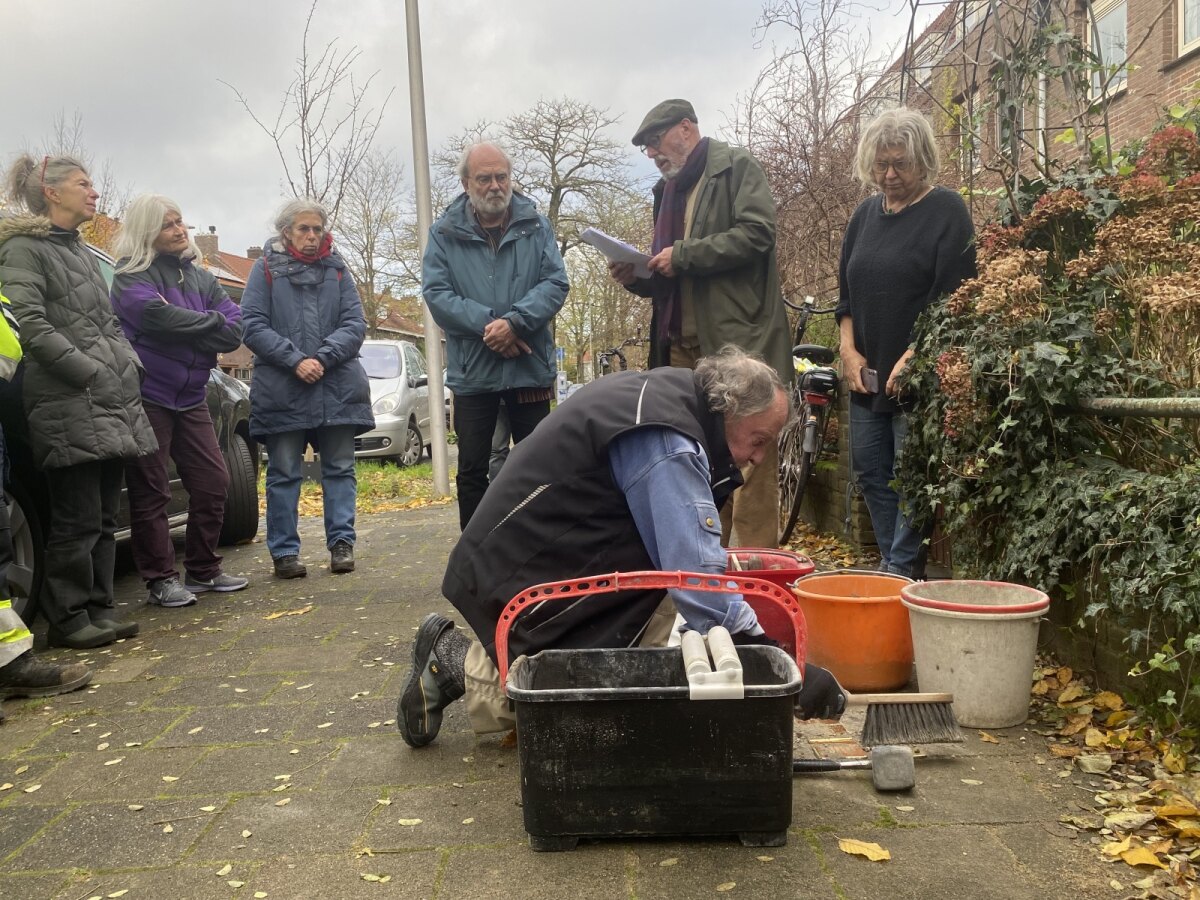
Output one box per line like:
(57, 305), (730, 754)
(422, 141), (569, 529)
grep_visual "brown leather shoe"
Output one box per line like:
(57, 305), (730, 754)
(0, 651), (92, 699)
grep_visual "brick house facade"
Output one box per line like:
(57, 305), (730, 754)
(879, 0), (1200, 197)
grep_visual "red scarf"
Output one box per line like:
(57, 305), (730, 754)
(286, 231), (333, 264)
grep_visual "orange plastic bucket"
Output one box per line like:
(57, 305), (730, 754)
(791, 571), (914, 691)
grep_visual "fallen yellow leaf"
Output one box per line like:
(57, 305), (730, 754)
(264, 604), (314, 620)
(1092, 691), (1125, 711)
(1048, 744), (1081, 758)
(1119, 845), (1167, 869)
(1058, 683), (1087, 704)
(1156, 804), (1200, 818)
(1084, 727), (1107, 748)
(1060, 714), (1092, 736)
(838, 838), (891, 861)
(1163, 744), (1189, 775)
(716, 883), (736, 892)
(978, 731), (1000, 744)
(1102, 836), (1133, 857)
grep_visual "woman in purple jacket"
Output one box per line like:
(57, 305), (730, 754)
(111, 194), (249, 608)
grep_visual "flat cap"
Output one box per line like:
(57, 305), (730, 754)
(631, 99), (697, 147)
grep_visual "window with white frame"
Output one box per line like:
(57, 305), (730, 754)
(1184, 0), (1200, 55)
(1090, 0), (1128, 97)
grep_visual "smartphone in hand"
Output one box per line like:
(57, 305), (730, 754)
(860, 367), (880, 393)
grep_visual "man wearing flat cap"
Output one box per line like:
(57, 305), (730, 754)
(610, 98), (791, 549)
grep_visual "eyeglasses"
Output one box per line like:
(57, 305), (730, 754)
(637, 122), (680, 153)
(872, 158), (913, 174)
(472, 172), (510, 187)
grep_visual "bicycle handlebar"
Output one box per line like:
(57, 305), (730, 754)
(782, 295), (838, 315)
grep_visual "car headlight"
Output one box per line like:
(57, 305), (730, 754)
(372, 394), (400, 415)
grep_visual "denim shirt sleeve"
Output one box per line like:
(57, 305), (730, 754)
(608, 426), (762, 636)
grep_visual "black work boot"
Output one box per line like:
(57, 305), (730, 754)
(330, 540), (354, 574)
(273, 555), (307, 579)
(398, 614), (466, 748)
(0, 651), (92, 700)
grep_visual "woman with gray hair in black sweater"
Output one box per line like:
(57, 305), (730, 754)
(835, 108), (977, 579)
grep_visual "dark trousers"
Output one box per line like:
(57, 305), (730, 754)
(42, 457), (125, 634)
(453, 391), (550, 529)
(124, 402), (229, 584)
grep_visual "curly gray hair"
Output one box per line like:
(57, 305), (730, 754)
(853, 107), (940, 190)
(696, 346), (789, 421)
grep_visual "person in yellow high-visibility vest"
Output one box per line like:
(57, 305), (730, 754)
(0, 285), (91, 724)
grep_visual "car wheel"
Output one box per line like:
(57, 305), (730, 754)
(397, 420), (423, 467)
(4, 481), (44, 625)
(219, 433), (260, 544)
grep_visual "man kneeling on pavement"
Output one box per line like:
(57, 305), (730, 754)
(398, 347), (845, 747)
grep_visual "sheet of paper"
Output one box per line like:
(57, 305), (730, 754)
(580, 227), (652, 279)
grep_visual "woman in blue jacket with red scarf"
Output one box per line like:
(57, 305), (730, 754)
(112, 194), (248, 608)
(240, 198), (372, 580)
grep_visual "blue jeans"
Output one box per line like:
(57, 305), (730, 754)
(849, 402), (926, 578)
(263, 426), (357, 559)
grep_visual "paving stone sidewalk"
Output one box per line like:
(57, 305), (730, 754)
(0, 505), (1122, 899)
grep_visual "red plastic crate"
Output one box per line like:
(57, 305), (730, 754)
(494, 570), (808, 679)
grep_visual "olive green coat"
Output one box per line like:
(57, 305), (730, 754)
(0, 215), (156, 469)
(632, 139), (792, 384)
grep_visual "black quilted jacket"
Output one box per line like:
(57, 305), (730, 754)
(0, 215), (156, 469)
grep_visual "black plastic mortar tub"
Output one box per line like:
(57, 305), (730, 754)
(506, 645), (802, 851)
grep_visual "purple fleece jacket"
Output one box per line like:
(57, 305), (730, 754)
(111, 253), (243, 410)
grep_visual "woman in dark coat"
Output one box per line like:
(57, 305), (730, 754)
(241, 198), (372, 580)
(111, 193), (248, 609)
(0, 154), (156, 648)
(835, 108), (977, 578)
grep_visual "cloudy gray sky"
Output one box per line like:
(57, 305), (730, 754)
(3, 0), (929, 258)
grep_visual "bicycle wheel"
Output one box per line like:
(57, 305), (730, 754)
(778, 409), (811, 546)
(779, 401), (832, 545)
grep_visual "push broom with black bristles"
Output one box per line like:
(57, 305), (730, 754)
(852, 692), (964, 746)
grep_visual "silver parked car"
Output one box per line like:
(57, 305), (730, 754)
(355, 339), (436, 466)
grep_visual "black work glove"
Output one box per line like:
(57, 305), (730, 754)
(729, 630), (781, 649)
(795, 663), (848, 720)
